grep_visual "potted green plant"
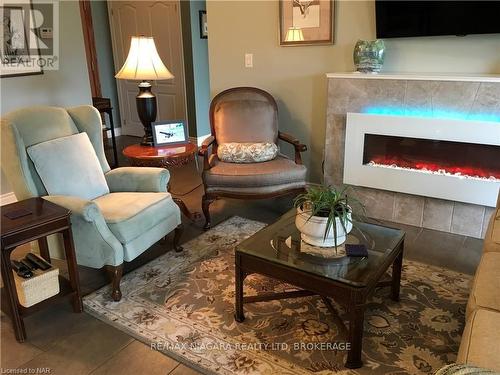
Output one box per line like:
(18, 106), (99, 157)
(294, 185), (364, 248)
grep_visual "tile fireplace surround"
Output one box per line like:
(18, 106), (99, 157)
(324, 73), (500, 239)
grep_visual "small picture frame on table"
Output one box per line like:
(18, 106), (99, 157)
(152, 120), (189, 147)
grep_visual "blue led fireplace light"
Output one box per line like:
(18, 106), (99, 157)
(363, 106), (500, 123)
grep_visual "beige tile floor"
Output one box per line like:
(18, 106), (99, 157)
(1, 136), (483, 374)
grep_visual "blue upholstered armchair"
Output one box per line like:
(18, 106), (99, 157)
(0, 106), (183, 301)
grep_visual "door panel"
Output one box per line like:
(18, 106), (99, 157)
(108, 1), (187, 137)
(157, 93), (177, 121)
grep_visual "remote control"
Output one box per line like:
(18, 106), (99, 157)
(26, 253), (51, 271)
(11, 260), (33, 278)
(21, 258), (37, 271)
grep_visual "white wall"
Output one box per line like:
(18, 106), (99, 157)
(1, 1), (91, 197)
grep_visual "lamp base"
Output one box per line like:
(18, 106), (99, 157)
(140, 134), (154, 147)
(136, 81), (157, 147)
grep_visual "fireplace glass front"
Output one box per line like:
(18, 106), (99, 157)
(363, 134), (500, 181)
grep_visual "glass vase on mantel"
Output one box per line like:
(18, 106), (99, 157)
(353, 39), (385, 73)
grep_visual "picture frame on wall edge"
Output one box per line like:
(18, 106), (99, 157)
(279, 0), (334, 46)
(152, 120), (189, 147)
(1, 1), (44, 78)
(199, 10), (208, 39)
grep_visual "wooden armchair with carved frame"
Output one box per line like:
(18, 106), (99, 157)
(199, 87), (308, 229)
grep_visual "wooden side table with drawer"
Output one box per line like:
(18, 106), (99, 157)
(1, 197), (83, 342)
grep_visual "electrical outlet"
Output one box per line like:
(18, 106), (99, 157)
(40, 27), (53, 39)
(245, 53), (253, 68)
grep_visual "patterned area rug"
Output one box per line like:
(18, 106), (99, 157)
(83, 217), (472, 375)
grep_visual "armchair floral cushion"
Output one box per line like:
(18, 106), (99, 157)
(217, 142), (278, 163)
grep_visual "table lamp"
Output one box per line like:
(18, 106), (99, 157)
(115, 36), (174, 146)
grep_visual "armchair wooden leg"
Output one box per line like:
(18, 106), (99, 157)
(202, 194), (215, 230)
(173, 223), (184, 252)
(105, 264), (123, 302)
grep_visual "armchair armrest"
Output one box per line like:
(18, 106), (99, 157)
(278, 131), (307, 165)
(42, 195), (123, 268)
(105, 167), (170, 192)
(198, 135), (216, 171)
(42, 195), (100, 222)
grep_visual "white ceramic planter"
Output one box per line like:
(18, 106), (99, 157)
(295, 207), (353, 247)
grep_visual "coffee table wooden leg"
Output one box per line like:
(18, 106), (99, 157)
(1, 249), (26, 342)
(391, 242), (404, 302)
(235, 261), (246, 323)
(345, 304), (364, 369)
(62, 229), (83, 313)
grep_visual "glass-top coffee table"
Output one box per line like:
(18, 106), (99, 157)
(234, 209), (405, 369)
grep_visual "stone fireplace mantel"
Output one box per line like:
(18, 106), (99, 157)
(324, 72), (500, 239)
(326, 72), (500, 83)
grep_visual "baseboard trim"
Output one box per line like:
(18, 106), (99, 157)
(190, 134), (211, 146)
(1, 192), (17, 206)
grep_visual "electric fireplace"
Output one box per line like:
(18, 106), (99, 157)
(363, 134), (500, 181)
(343, 113), (500, 207)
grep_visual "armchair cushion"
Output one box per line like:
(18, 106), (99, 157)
(217, 142), (278, 163)
(203, 155), (306, 189)
(27, 133), (109, 200)
(214, 100), (278, 144)
(105, 167), (169, 193)
(92, 192), (179, 244)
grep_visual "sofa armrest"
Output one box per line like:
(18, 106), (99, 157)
(42, 195), (101, 222)
(105, 167), (170, 193)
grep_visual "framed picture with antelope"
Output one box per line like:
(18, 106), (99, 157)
(279, 0), (334, 46)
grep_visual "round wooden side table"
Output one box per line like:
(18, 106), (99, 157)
(122, 142), (199, 220)
(123, 142), (198, 168)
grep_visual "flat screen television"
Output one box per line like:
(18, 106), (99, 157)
(376, 1), (500, 38)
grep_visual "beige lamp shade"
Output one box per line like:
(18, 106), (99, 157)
(285, 27), (304, 42)
(115, 36), (174, 81)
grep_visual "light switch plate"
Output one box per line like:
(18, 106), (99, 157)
(245, 53), (253, 68)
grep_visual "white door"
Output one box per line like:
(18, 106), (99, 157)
(108, 0), (187, 136)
